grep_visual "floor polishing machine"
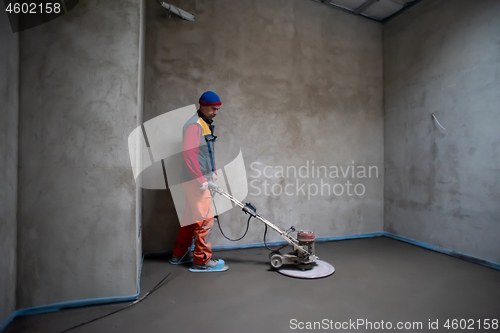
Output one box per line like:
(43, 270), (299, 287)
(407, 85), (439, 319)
(208, 182), (335, 278)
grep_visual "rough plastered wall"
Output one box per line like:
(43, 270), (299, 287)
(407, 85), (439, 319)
(0, 11), (18, 325)
(384, 0), (500, 263)
(17, 1), (141, 308)
(143, 0), (383, 253)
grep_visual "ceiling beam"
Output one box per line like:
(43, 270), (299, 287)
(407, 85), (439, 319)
(353, 0), (379, 15)
(381, 0), (424, 23)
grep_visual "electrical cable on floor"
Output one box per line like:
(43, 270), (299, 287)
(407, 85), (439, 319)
(59, 271), (171, 333)
(59, 188), (215, 333)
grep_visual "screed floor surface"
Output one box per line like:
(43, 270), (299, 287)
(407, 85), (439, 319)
(5, 237), (500, 333)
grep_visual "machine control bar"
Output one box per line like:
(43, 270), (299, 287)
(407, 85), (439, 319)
(208, 182), (311, 256)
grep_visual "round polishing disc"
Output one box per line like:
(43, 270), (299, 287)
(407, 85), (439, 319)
(277, 260), (335, 279)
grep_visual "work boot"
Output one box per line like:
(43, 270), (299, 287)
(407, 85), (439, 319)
(189, 258), (229, 272)
(169, 252), (193, 265)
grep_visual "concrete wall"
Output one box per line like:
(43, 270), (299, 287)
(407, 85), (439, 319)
(0, 11), (18, 325)
(384, 0), (500, 263)
(143, 0), (384, 253)
(16, 1), (141, 308)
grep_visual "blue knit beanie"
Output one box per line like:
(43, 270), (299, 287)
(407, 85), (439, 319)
(199, 91), (222, 106)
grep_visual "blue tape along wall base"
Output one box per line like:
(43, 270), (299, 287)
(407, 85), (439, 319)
(384, 233), (500, 271)
(1, 256), (144, 332)
(3, 236), (499, 331)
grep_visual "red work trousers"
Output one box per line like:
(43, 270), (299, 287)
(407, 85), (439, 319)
(172, 180), (214, 265)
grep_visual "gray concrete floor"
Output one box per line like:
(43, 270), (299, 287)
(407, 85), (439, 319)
(5, 237), (500, 333)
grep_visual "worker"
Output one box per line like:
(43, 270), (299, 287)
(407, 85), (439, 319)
(169, 91), (228, 272)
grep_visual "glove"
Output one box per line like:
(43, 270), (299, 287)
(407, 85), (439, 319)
(211, 173), (218, 182)
(200, 181), (209, 191)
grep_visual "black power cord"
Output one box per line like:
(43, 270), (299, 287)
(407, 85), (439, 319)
(213, 200), (252, 241)
(60, 270), (172, 333)
(60, 189), (215, 333)
(263, 224), (291, 252)
(213, 198), (291, 253)
(216, 214), (252, 241)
